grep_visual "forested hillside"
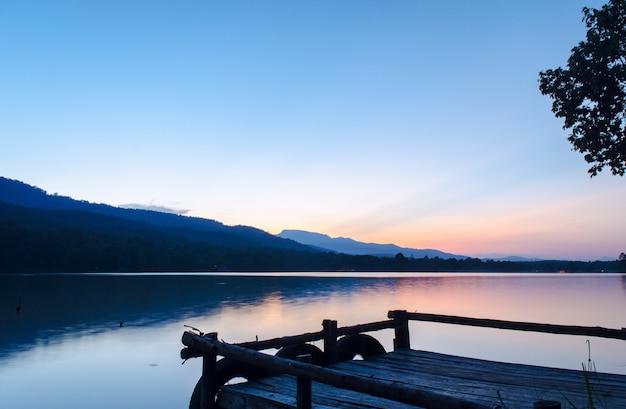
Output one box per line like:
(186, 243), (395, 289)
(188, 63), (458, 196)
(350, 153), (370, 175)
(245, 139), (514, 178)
(1, 200), (622, 273)
(1, 177), (623, 273)
(0, 177), (308, 251)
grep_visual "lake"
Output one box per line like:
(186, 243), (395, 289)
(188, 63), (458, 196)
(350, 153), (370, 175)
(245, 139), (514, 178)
(1, 272), (625, 409)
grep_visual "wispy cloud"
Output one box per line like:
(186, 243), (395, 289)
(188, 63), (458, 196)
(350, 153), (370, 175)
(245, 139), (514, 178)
(119, 201), (190, 215)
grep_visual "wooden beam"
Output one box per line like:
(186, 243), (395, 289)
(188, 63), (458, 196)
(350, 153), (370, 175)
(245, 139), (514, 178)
(237, 330), (326, 351)
(201, 332), (219, 409)
(405, 312), (626, 340)
(296, 354), (312, 409)
(322, 320), (338, 365)
(182, 331), (494, 409)
(235, 319), (395, 352)
(336, 319), (394, 337)
(388, 310), (410, 349)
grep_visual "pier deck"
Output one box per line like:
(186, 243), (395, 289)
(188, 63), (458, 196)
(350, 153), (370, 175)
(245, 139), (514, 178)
(216, 349), (626, 409)
(181, 311), (626, 409)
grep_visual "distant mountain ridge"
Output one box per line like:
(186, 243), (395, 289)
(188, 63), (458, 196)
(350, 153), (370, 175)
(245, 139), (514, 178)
(0, 177), (311, 252)
(2, 177), (622, 273)
(277, 229), (468, 259)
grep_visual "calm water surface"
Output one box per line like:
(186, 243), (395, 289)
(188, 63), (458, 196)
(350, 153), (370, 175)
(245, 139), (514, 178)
(1, 272), (625, 409)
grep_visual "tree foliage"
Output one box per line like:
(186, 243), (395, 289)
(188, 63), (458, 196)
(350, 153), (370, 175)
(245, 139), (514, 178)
(1, 201), (622, 273)
(539, 0), (626, 176)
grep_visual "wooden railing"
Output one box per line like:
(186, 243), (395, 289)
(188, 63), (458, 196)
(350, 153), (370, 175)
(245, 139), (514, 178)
(398, 311), (626, 340)
(181, 310), (626, 409)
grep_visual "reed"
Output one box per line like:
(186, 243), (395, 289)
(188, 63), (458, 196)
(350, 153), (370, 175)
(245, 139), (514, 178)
(564, 340), (609, 409)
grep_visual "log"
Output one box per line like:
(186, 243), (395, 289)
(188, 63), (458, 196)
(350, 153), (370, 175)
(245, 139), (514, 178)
(236, 319), (394, 352)
(404, 312), (626, 340)
(296, 354), (312, 409)
(388, 310), (410, 349)
(323, 320), (338, 365)
(335, 320), (395, 337)
(181, 331), (494, 409)
(201, 333), (218, 409)
(237, 330), (326, 351)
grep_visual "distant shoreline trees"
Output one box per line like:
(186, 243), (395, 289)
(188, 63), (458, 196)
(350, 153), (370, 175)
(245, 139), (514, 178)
(1, 219), (622, 274)
(1, 196), (623, 275)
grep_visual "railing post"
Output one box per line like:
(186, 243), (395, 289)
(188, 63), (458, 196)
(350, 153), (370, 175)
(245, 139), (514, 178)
(296, 354), (312, 409)
(201, 332), (219, 409)
(389, 310), (410, 350)
(323, 319), (338, 365)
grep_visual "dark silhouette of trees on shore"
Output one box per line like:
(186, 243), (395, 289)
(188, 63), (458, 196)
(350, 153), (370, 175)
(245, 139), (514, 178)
(1, 201), (623, 274)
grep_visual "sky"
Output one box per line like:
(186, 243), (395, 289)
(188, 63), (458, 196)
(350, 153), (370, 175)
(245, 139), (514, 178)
(1, 0), (624, 261)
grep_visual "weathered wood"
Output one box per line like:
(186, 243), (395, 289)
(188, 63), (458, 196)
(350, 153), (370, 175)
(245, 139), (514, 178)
(369, 350), (625, 406)
(388, 310), (410, 349)
(335, 319), (394, 337)
(218, 350), (626, 409)
(406, 312), (626, 340)
(183, 311), (626, 409)
(233, 319), (393, 352)
(323, 320), (338, 365)
(296, 354), (312, 409)
(201, 332), (219, 409)
(234, 312), (626, 352)
(182, 331), (493, 409)
(219, 375), (419, 409)
(237, 330), (326, 351)
(232, 313), (626, 352)
(385, 349), (626, 391)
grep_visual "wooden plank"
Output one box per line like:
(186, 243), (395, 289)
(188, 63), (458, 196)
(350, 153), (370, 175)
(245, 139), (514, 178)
(388, 350), (626, 393)
(260, 375), (420, 409)
(183, 332), (493, 409)
(336, 320), (395, 337)
(332, 351), (626, 409)
(217, 387), (296, 409)
(237, 330), (325, 351)
(365, 352), (580, 387)
(331, 360), (515, 407)
(374, 352), (620, 401)
(215, 348), (626, 409)
(234, 320), (393, 351)
(220, 361), (503, 408)
(404, 312), (626, 340)
(184, 317), (626, 409)
(218, 375), (421, 409)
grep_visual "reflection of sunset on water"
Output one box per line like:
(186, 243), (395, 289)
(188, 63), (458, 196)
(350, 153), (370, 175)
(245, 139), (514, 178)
(2, 272), (625, 409)
(376, 274), (624, 328)
(187, 273), (626, 375)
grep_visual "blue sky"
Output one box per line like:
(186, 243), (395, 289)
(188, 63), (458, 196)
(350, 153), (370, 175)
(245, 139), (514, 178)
(2, 0), (623, 261)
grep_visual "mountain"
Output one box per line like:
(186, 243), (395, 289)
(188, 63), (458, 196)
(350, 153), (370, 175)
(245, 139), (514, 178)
(3, 177), (620, 273)
(480, 255), (544, 262)
(0, 177), (311, 252)
(277, 229), (467, 259)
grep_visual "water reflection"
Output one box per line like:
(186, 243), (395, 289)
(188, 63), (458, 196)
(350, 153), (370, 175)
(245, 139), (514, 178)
(3, 273), (626, 357)
(1, 273), (625, 409)
(1, 273), (420, 357)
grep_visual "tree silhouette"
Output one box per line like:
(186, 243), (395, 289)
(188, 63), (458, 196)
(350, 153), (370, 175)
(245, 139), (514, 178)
(539, 0), (626, 176)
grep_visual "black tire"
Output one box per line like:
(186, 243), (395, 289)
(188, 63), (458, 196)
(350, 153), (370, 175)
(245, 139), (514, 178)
(189, 357), (271, 409)
(335, 334), (386, 362)
(276, 343), (325, 366)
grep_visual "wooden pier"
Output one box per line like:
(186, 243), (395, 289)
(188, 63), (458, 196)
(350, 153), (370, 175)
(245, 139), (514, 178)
(181, 311), (626, 409)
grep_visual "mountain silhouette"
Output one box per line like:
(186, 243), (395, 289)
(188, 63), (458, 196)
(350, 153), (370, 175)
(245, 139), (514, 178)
(0, 177), (311, 252)
(2, 177), (618, 273)
(277, 229), (467, 259)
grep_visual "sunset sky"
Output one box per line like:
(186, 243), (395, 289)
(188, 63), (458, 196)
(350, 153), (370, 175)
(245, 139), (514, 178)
(2, 0), (624, 261)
